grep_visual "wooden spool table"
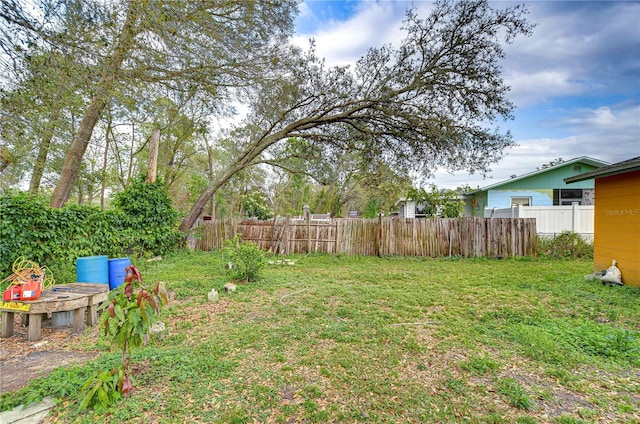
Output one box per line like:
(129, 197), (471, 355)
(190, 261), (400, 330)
(0, 283), (109, 342)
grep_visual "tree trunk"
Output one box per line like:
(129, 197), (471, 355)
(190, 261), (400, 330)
(206, 143), (215, 218)
(100, 119), (111, 209)
(29, 109), (61, 194)
(50, 89), (109, 207)
(127, 122), (135, 185)
(29, 132), (53, 194)
(179, 127), (289, 231)
(145, 128), (160, 183)
(180, 172), (233, 232)
(77, 183), (83, 205)
(50, 3), (141, 208)
(0, 147), (11, 173)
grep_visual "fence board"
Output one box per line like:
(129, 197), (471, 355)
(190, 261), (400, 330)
(195, 217), (537, 257)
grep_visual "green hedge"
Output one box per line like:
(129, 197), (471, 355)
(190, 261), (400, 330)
(0, 178), (182, 284)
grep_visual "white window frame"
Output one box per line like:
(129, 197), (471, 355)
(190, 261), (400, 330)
(510, 197), (531, 207)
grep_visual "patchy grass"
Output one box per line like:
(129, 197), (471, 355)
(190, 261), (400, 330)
(3, 251), (639, 423)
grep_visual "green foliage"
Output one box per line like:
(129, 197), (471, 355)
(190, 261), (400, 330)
(241, 191), (274, 220)
(112, 177), (182, 255)
(562, 324), (639, 363)
(221, 235), (266, 282)
(497, 378), (534, 410)
(552, 416), (588, 424)
(406, 185), (462, 218)
(185, 174), (210, 208)
(80, 265), (167, 410)
(0, 181), (181, 280)
(0, 190), (127, 280)
(461, 355), (501, 375)
(78, 368), (123, 412)
(537, 231), (593, 259)
(0, 364), (88, 411)
(271, 172), (312, 216)
(503, 316), (640, 367)
(363, 198), (381, 219)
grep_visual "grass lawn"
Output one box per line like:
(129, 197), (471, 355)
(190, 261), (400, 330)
(3, 251), (639, 423)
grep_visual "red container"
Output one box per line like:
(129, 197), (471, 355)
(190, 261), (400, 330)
(20, 280), (41, 301)
(3, 285), (22, 301)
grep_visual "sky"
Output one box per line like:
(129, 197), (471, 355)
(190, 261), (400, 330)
(292, 0), (640, 190)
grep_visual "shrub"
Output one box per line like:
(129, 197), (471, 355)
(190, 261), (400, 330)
(537, 231), (593, 259)
(0, 180), (182, 280)
(221, 235), (266, 282)
(0, 191), (126, 279)
(111, 177), (182, 256)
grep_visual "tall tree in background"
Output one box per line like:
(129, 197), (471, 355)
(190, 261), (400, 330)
(359, 163), (413, 218)
(407, 185), (463, 218)
(3, 0), (532, 229)
(269, 172), (312, 216)
(0, 43), (89, 192)
(1, 0), (297, 206)
(180, 0), (533, 231)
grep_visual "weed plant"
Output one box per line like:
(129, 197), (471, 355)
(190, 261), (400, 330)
(537, 231), (593, 259)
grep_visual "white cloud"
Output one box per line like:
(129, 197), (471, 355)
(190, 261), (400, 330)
(556, 104), (640, 159)
(503, 1), (640, 105)
(563, 105), (639, 131)
(289, 1), (639, 190)
(505, 70), (592, 106)
(293, 1), (408, 67)
(432, 102), (640, 190)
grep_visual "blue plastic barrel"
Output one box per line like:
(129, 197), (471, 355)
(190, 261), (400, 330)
(108, 257), (131, 290)
(76, 256), (109, 284)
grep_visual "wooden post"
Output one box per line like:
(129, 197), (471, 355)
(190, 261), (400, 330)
(269, 215), (278, 252)
(27, 313), (42, 342)
(448, 222), (453, 258)
(73, 307), (87, 334)
(283, 215), (291, 255)
(145, 128), (160, 183)
(377, 214), (382, 257)
(1, 311), (14, 338)
(335, 220), (340, 255)
(304, 205), (311, 253)
(275, 215), (290, 255)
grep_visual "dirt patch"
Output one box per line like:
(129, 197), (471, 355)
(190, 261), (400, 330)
(0, 314), (100, 393)
(1, 350), (98, 393)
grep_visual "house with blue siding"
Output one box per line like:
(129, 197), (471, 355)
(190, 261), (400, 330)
(464, 157), (609, 217)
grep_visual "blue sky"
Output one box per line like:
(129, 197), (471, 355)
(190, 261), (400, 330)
(293, 0), (640, 189)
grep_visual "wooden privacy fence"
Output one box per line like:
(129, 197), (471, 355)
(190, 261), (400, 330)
(195, 216), (537, 257)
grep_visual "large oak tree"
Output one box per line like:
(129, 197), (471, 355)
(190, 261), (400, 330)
(179, 0), (533, 231)
(3, 0), (532, 234)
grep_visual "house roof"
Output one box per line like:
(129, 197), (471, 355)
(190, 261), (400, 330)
(466, 156), (610, 194)
(564, 156), (640, 183)
(395, 195), (465, 207)
(394, 197), (414, 207)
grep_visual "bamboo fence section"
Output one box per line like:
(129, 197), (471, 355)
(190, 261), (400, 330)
(194, 216), (537, 257)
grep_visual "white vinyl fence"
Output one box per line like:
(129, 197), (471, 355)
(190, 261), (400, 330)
(484, 203), (594, 240)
